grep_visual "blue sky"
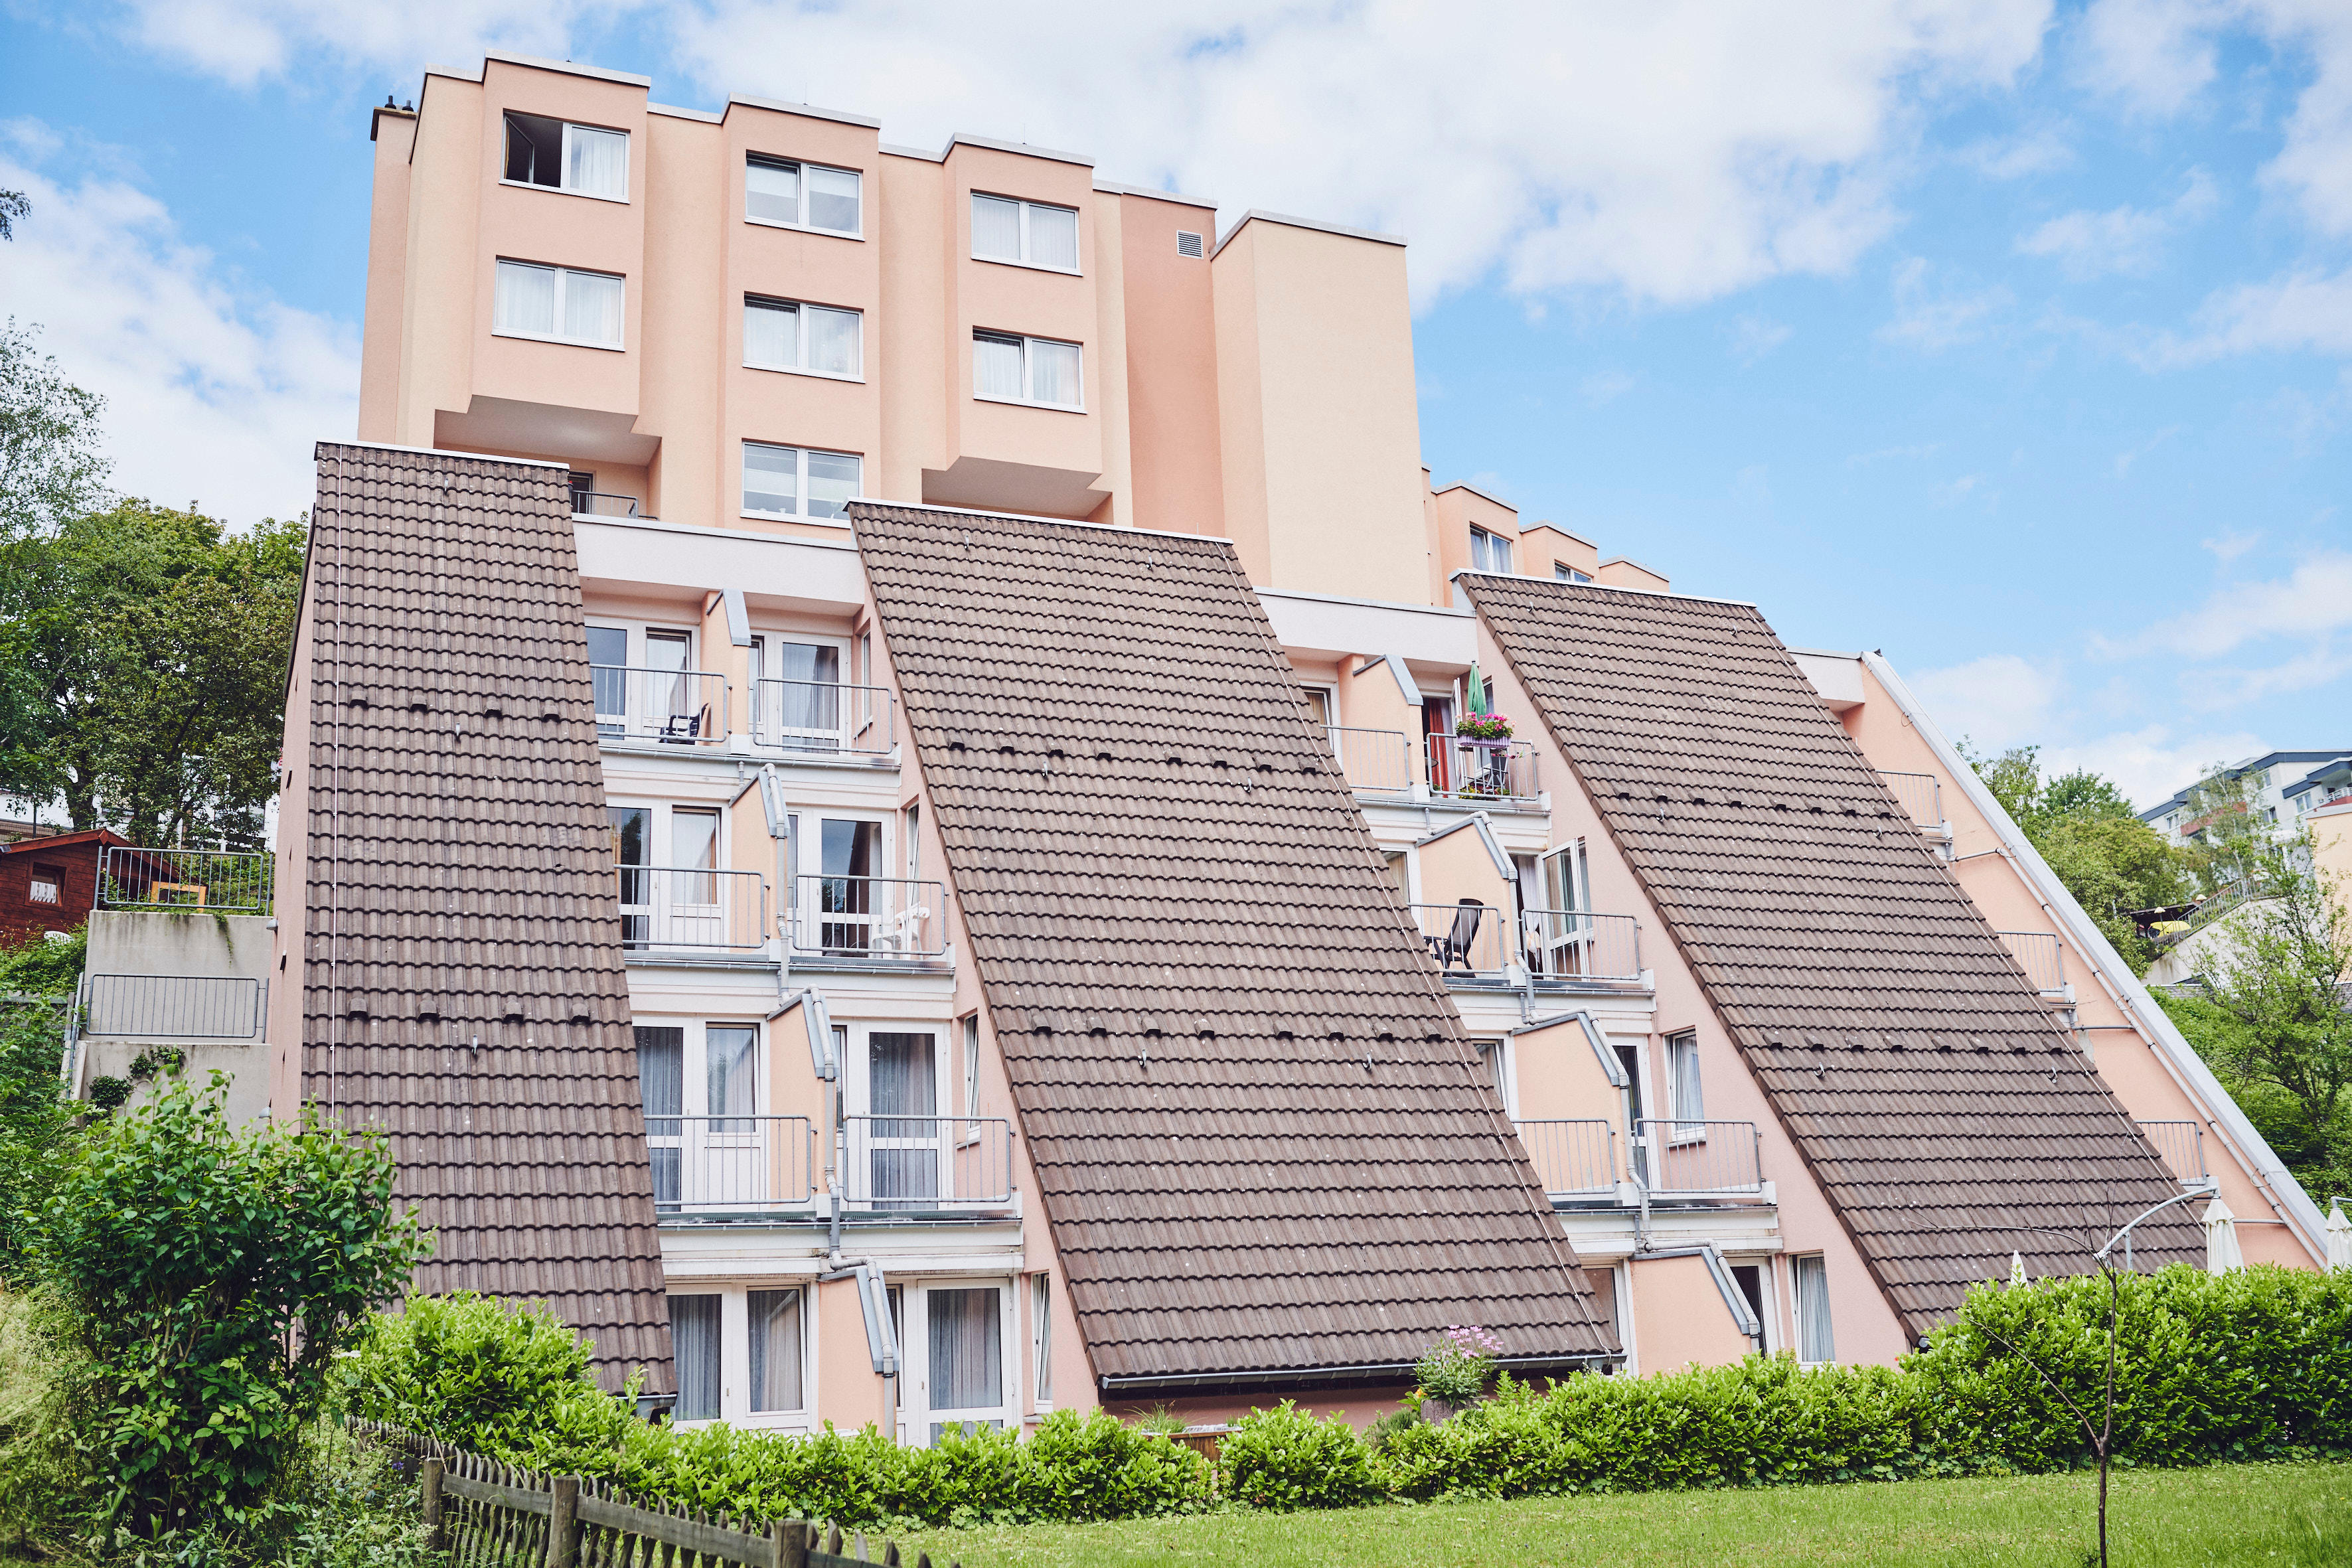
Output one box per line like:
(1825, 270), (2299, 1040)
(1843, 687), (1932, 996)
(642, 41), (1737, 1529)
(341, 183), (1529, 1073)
(3, 0), (2347, 806)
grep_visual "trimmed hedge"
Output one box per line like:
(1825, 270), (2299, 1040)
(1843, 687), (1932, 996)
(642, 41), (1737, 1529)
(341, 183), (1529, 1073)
(348, 1265), (2352, 1528)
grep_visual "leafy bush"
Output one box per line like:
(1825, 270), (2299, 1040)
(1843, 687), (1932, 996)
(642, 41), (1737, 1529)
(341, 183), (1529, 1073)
(345, 1292), (635, 1462)
(1216, 1401), (1379, 1512)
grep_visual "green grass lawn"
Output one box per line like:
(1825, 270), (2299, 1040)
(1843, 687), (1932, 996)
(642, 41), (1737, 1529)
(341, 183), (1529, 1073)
(906, 1460), (2351, 1568)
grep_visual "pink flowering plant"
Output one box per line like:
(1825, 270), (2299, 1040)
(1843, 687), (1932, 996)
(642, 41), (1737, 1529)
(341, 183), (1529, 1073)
(1454, 712), (1513, 742)
(1413, 1323), (1504, 1411)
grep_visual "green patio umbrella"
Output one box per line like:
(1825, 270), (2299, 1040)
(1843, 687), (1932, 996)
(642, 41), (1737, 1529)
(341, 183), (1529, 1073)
(1466, 659), (1490, 718)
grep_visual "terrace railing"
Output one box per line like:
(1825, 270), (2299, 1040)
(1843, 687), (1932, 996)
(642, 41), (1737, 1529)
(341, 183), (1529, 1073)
(783, 876), (947, 959)
(617, 866), (768, 951)
(570, 489), (640, 518)
(2139, 1119), (2209, 1186)
(1633, 1119), (1764, 1197)
(1409, 900), (1510, 978)
(1322, 726), (1416, 795)
(750, 679), (896, 756)
(98, 846), (274, 913)
(1514, 1119), (1619, 1198)
(1522, 909), (1642, 982)
(591, 665), (729, 747)
(840, 1115), (1014, 1212)
(1425, 737), (1541, 803)
(643, 1113), (819, 1216)
(1877, 769), (1944, 829)
(83, 973), (266, 1040)
(1998, 930), (2067, 994)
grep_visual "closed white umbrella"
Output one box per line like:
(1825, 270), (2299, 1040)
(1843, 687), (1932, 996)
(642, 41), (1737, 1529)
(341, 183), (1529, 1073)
(2203, 1194), (2244, 1274)
(2326, 1200), (2351, 1273)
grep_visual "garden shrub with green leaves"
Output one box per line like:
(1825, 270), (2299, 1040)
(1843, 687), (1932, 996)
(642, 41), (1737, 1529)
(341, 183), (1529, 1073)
(1215, 1401), (1381, 1512)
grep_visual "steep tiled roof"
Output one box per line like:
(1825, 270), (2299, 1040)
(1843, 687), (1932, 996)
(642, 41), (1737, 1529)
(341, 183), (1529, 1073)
(853, 503), (1613, 1389)
(300, 443), (670, 1392)
(1463, 576), (2201, 1340)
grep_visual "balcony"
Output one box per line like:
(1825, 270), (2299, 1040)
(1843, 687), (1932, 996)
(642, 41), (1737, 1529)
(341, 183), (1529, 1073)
(1877, 769), (1945, 831)
(1410, 900), (1510, 979)
(840, 1115), (1014, 1214)
(2139, 1119), (2210, 1187)
(1998, 930), (2068, 997)
(97, 846), (273, 913)
(1515, 1119), (1618, 1200)
(783, 876), (947, 963)
(647, 1114), (819, 1218)
(1323, 726), (1415, 795)
(1425, 736), (1539, 805)
(749, 679), (896, 759)
(570, 489), (641, 518)
(593, 666), (730, 747)
(1522, 910), (1642, 983)
(619, 866), (769, 952)
(1632, 1119), (1765, 1199)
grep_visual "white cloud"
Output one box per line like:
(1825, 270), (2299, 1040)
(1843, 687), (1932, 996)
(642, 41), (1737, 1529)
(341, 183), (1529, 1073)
(1579, 370), (1635, 406)
(2077, 0), (2231, 114)
(2114, 423), (2186, 475)
(1879, 256), (2011, 350)
(2014, 167), (2218, 277)
(2169, 267), (2352, 360)
(1953, 127), (2075, 179)
(0, 129), (357, 526)
(1730, 315), (1794, 363)
(1911, 653), (2066, 749)
(94, 0), (2055, 310)
(2040, 724), (2266, 809)
(2108, 549), (2352, 657)
(2201, 528), (2260, 562)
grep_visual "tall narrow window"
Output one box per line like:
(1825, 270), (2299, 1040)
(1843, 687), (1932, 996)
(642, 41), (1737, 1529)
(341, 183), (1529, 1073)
(636, 1026), (682, 1208)
(493, 260), (623, 348)
(747, 156), (862, 236)
(1793, 1255), (1834, 1365)
(928, 1287), (1004, 1437)
(971, 194), (1079, 271)
(973, 332), (1082, 409)
(669, 1294), (722, 1419)
(868, 1030), (938, 1205)
(707, 1023), (757, 1133)
(505, 114), (628, 200)
(743, 442), (862, 521)
(961, 1013), (980, 1125)
(904, 803), (921, 882)
(748, 1288), (805, 1412)
(1668, 1030), (1704, 1136)
(744, 297), (863, 378)
(1030, 1273), (1054, 1405)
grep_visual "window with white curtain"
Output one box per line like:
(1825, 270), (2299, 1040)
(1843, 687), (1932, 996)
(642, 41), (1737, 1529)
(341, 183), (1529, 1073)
(747, 1288), (805, 1412)
(973, 332), (1082, 409)
(1793, 1255), (1835, 1365)
(970, 193), (1079, 271)
(747, 156), (862, 236)
(1555, 562), (1593, 582)
(503, 113), (629, 200)
(669, 1294), (722, 1419)
(744, 297), (862, 378)
(635, 1026), (683, 1208)
(1668, 1030), (1704, 1139)
(742, 441), (862, 521)
(493, 260), (624, 349)
(1469, 526), (1514, 575)
(1030, 1273), (1054, 1406)
(927, 1287), (1004, 1441)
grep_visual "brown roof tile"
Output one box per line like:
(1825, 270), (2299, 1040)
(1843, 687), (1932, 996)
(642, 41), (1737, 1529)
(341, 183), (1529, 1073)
(852, 502), (1614, 1389)
(300, 443), (671, 1392)
(1464, 575), (2201, 1340)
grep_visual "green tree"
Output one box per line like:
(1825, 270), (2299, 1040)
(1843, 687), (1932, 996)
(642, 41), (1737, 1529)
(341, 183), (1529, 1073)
(0, 500), (304, 845)
(0, 928), (80, 1279)
(0, 188), (27, 242)
(29, 1074), (429, 1539)
(2177, 763), (2272, 897)
(0, 321), (110, 543)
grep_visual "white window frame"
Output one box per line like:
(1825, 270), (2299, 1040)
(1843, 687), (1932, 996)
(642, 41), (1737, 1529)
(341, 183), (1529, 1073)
(969, 193), (1081, 273)
(1792, 1254), (1836, 1366)
(1030, 1272), (1054, 1411)
(782, 809), (895, 954)
(1729, 1259), (1777, 1354)
(607, 801), (736, 950)
(971, 331), (1085, 412)
(501, 114), (630, 203)
(1474, 1037), (1516, 1118)
(959, 1012), (981, 1145)
(1469, 525), (1514, 575)
(1666, 1030), (1705, 1145)
(741, 441), (865, 524)
(1555, 562), (1592, 583)
(665, 1282), (819, 1431)
(745, 155), (865, 239)
(901, 1278), (1021, 1447)
(491, 260), (626, 351)
(743, 295), (865, 381)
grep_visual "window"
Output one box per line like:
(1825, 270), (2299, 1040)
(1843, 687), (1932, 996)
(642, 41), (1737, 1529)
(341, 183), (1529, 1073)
(744, 297), (863, 378)
(1667, 1030), (1704, 1137)
(1302, 688), (1334, 728)
(670, 1294), (722, 1419)
(961, 1013), (980, 1125)
(742, 441), (862, 521)
(1555, 563), (1592, 583)
(636, 1026), (683, 1205)
(493, 260), (623, 349)
(748, 1288), (806, 1412)
(568, 470), (595, 512)
(1731, 1264), (1768, 1348)
(868, 1030), (939, 1205)
(927, 1286), (1004, 1442)
(28, 867), (61, 906)
(1475, 1040), (1509, 1106)
(973, 332), (1082, 409)
(971, 193), (1079, 270)
(1176, 229), (1205, 259)
(1792, 1255), (1834, 1364)
(747, 156), (862, 236)
(1469, 526), (1514, 575)
(1030, 1273), (1054, 1406)
(503, 113), (627, 200)
(904, 803), (921, 882)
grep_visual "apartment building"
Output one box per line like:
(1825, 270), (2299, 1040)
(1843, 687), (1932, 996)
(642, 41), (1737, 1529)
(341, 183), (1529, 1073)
(2138, 751), (2352, 847)
(272, 51), (2306, 1433)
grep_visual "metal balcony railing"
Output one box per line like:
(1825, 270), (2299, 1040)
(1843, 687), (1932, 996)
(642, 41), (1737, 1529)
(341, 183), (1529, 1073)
(98, 846), (274, 913)
(1878, 770), (1944, 828)
(1425, 737), (1540, 803)
(617, 866), (769, 951)
(83, 974), (266, 1040)
(2139, 1119), (2209, 1186)
(1322, 726), (1415, 795)
(1409, 900), (1510, 977)
(840, 1115), (1014, 1211)
(1521, 909), (1642, 982)
(644, 1113), (819, 1216)
(749, 679), (896, 756)
(783, 876), (947, 959)
(1515, 1119), (1618, 1198)
(1998, 930), (2067, 994)
(1633, 1119), (1764, 1196)
(570, 490), (641, 518)
(591, 666), (730, 746)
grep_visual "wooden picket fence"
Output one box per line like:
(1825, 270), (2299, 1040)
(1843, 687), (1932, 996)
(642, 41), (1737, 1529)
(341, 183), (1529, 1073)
(354, 1422), (963, 1568)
